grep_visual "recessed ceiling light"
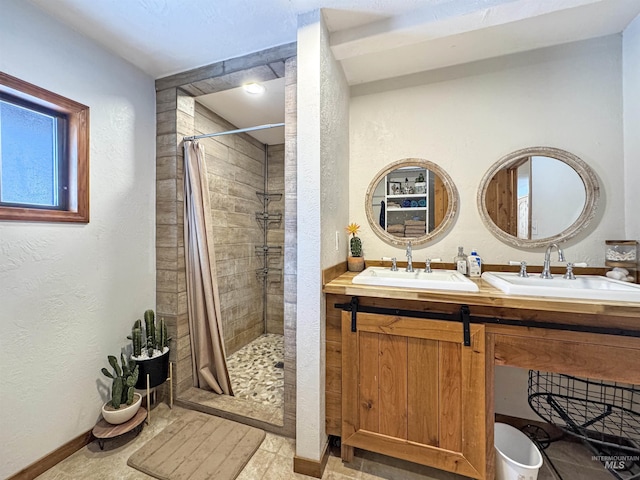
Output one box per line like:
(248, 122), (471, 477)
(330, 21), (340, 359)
(243, 83), (265, 95)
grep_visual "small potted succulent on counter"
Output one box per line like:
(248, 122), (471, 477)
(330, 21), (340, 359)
(129, 309), (171, 389)
(346, 222), (365, 272)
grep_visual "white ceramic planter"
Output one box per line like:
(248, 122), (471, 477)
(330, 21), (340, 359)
(101, 392), (142, 425)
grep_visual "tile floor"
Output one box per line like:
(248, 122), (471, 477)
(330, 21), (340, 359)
(34, 402), (631, 480)
(226, 333), (284, 410)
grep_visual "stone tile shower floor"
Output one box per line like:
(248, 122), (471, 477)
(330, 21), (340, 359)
(227, 333), (284, 410)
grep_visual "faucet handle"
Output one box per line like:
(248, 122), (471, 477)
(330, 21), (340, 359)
(563, 262), (576, 280)
(382, 256), (398, 271)
(518, 261), (529, 278)
(425, 258), (432, 273)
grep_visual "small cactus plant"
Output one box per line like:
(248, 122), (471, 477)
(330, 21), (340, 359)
(101, 354), (139, 409)
(129, 309), (171, 359)
(346, 223), (363, 257)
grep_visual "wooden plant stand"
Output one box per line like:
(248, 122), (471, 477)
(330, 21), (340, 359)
(92, 407), (147, 450)
(144, 361), (173, 424)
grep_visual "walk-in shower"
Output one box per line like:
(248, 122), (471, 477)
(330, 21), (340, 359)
(183, 118), (286, 416)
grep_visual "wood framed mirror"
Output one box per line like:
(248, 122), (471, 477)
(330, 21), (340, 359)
(365, 158), (459, 246)
(477, 147), (600, 248)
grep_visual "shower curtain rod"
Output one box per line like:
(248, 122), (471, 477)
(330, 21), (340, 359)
(183, 122), (285, 142)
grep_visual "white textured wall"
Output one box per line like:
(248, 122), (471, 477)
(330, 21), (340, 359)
(296, 9), (350, 462)
(624, 14), (640, 242)
(0, 1), (156, 477)
(350, 36), (623, 267)
(350, 36), (624, 421)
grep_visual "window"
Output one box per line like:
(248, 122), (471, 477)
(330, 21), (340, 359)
(0, 72), (89, 222)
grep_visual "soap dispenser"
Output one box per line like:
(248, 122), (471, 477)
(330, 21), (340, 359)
(454, 246), (468, 276)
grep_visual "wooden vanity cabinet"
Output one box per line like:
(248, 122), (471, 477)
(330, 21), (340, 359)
(325, 273), (640, 480)
(340, 310), (491, 479)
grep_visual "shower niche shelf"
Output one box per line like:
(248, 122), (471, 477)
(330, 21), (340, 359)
(255, 212), (282, 223)
(254, 245), (282, 256)
(256, 267), (282, 278)
(256, 191), (282, 204)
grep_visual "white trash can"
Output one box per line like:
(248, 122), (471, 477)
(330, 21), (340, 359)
(495, 422), (543, 480)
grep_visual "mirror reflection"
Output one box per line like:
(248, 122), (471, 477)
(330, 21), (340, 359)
(365, 159), (458, 246)
(486, 156), (585, 240)
(478, 147), (600, 248)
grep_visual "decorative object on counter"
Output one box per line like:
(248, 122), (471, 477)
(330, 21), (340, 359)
(129, 309), (171, 389)
(101, 353), (141, 425)
(605, 240), (637, 283)
(346, 222), (365, 272)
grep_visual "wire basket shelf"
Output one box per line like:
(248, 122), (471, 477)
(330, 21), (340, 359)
(528, 370), (640, 453)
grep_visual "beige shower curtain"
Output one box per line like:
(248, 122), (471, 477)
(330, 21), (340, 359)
(183, 140), (233, 395)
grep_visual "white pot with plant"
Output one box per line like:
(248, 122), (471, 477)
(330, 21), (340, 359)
(129, 309), (171, 389)
(100, 354), (141, 424)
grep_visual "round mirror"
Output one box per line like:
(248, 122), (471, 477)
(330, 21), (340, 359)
(365, 158), (459, 246)
(477, 147), (600, 248)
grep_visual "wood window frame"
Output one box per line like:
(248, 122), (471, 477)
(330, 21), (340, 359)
(0, 72), (89, 223)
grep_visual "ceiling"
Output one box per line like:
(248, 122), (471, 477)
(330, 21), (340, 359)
(27, 0), (640, 145)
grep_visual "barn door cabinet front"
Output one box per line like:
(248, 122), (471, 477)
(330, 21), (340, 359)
(340, 310), (490, 479)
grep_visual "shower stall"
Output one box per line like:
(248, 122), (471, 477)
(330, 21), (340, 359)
(185, 104), (286, 414)
(154, 49), (296, 437)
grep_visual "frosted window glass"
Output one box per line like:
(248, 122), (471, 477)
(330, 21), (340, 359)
(0, 100), (58, 207)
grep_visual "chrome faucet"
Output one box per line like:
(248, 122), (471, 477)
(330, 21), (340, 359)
(405, 241), (414, 272)
(540, 243), (565, 279)
(424, 258), (432, 273)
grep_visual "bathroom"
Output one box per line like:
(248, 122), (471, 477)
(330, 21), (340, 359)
(2, 1), (640, 479)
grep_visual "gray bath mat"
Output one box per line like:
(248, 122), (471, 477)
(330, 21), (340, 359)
(128, 410), (265, 480)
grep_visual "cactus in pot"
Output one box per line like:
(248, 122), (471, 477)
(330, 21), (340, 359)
(101, 354), (139, 409)
(346, 223), (363, 257)
(129, 309), (172, 389)
(346, 222), (365, 272)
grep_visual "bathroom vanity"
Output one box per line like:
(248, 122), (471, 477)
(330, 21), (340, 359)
(323, 267), (640, 480)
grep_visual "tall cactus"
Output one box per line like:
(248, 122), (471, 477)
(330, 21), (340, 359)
(131, 326), (143, 357)
(127, 319), (143, 357)
(144, 309), (156, 356)
(157, 317), (168, 350)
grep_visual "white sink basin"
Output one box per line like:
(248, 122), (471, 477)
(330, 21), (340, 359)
(352, 267), (479, 292)
(482, 271), (640, 302)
